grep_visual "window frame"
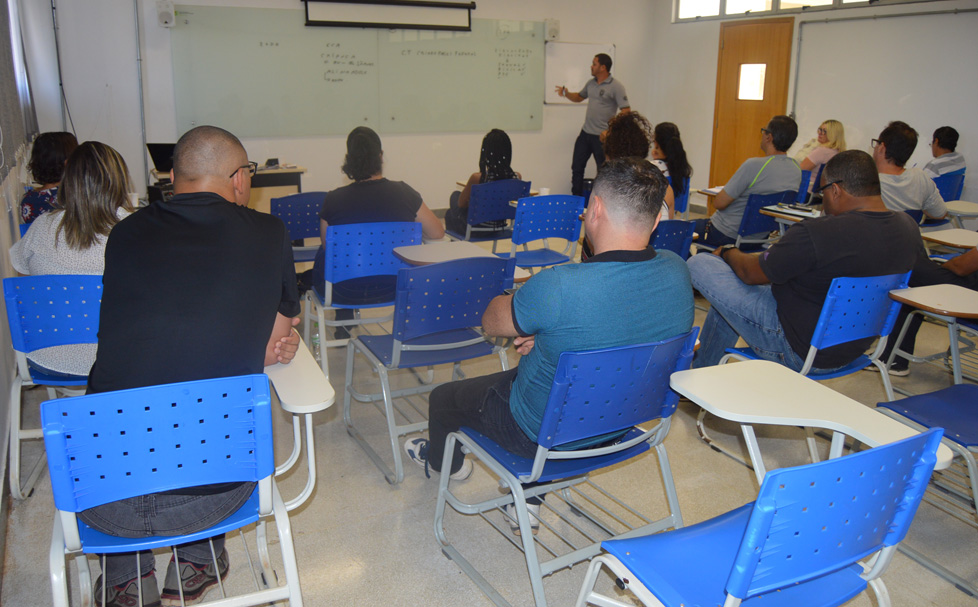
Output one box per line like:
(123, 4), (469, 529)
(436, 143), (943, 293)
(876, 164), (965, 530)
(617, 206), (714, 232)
(673, 0), (944, 23)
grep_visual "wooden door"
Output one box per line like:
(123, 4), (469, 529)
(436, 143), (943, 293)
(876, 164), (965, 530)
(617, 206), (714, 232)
(709, 18), (794, 191)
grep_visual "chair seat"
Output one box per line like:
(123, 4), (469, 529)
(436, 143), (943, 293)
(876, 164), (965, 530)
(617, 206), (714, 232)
(602, 503), (867, 607)
(310, 283), (395, 310)
(358, 330), (496, 369)
(75, 484), (261, 553)
(460, 426), (651, 484)
(496, 249), (570, 268)
(27, 369), (88, 387)
(726, 347), (871, 380)
(878, 384), (978, 448)
(446, 228), (513, 242)
(292, 248), (318, 263)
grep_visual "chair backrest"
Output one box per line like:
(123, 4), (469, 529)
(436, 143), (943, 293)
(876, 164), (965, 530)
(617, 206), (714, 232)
(19, 223), (29, 237)
(324, 221), (422, 284)
(392, 256), (515, 343)
(796, 170), (812, 203)
(510, 194), (586, 246)
(738, 191), (795, 238)
(725, 428), (943, 600)
(810, 272), (911, 350)
(466, 179), (530, 226)
(536, 329), (699, 450)
(668, 176), (692, 215)
(649, 220), (695, 260)
(812, 163), (826, 194)
(42, 374), (273, 514)
(269, 192), (325, 241)
(903, 208), (924, 225)
(4, 275), (103, 355)
(933, 172), (965, 201)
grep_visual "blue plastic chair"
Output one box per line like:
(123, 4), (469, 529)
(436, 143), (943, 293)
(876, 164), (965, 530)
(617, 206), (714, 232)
(19, 223), (29, 237)
(3, 275), (102, 500)
(796, 169), (812, 203)
(445, 178), (530, 253)
(576, 428), (943, 607)
(649, 220), (695, 260)
(933, 170), (966, 202)
(700, 273), (912, 467)
(270, 191), (326, 263)
(499, 194), (585, 270)
(694, 190), (795, 253)
(668, 176), (691, 219)
(43, 374), (303, 607)
(344, 256), (515, 484)
(304, 221), (422, 381)
(435, 329), (698, 607)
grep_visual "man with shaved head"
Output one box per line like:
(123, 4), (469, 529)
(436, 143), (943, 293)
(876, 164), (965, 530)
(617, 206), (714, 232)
(84, 125), (301, 606)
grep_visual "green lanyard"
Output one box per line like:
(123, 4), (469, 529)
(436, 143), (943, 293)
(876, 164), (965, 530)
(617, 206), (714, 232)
(748, 156), (800, 189)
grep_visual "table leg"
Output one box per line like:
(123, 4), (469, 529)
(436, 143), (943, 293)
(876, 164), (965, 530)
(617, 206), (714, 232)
(740, 424), (767, 485)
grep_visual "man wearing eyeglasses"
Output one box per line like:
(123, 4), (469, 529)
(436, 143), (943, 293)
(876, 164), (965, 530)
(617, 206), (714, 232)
(84, 125), (301, 606)
(872, 120), (947, 221)
(688, 150), (921, 371)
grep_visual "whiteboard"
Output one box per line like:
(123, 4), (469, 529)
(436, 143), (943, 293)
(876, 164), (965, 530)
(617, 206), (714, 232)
(792, 11), (978, 198)
(170, 6), (544, 136)
(544, 42), (615, 105)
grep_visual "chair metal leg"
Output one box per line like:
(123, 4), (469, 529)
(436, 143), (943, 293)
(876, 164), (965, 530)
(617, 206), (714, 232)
(867, 577), (892, 607)
(255, 519), (277, 589)
(575, 554), (657, 607)
(49, 513), (71, 607)
(653, 443), (684, 530)
(9, 377), (48, 500)
(284, 413), (318, 511)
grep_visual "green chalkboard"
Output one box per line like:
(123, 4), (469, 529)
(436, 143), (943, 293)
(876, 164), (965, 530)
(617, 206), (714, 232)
(171, 6), (543, 136)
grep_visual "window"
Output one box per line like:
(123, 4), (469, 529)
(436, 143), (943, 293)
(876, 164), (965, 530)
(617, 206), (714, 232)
(675, 0), (944, 22)
(737, 64), (766, 100)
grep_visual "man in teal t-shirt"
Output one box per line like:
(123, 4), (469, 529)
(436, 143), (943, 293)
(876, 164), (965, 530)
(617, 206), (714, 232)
(404, 158), (694, 482)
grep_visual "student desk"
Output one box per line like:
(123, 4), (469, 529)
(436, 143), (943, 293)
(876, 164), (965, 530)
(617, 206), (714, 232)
(394, 241), (532, 282)
(670, 359), (953, 485)
(889, 284), (978, 386)
(759, 204), (819, 234)
(921, 228), (978, 250)
(265, 335), (334, 511)
(946, 200), (978, 229)
(697, 186), (723, 215)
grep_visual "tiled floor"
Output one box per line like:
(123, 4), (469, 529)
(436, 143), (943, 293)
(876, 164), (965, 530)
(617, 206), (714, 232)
(3, 254), (977, 606)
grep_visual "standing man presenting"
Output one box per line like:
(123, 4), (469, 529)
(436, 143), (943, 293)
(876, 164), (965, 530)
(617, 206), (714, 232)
(556, 53), (630, 196)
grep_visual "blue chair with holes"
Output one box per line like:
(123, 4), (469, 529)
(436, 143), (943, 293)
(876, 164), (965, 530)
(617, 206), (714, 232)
(445, 179), (530, 253)
(270, 192), (326, 264)
(576, 428), (943, 607)
(934, 169), (966, 202)
(796, 169), (812, 203)
(499, 194), (585, 271)
(435, 329), (698, 607)
(43, 374), (303, 607)
(304, 221), (421, 381)
(698, 272), (911, 466)
(650, 220), (695, 260)
(695, 190), (795, 253)
(3, 275), (103, 500)
(19, 223), (30, 237)
(344, 256), (515, 484)
(668, 176), (691, 220)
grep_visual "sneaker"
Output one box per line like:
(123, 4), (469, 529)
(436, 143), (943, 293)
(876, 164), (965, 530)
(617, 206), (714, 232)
(504, 503), (541, 536)
(94, 571), (161, 607)
(865, 362), (910, 377)
(160, 549), (229, 606)
(403, 437), (472, 480)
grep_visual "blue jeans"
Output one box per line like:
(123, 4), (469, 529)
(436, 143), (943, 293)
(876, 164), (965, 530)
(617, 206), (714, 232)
(687, 253), (806, 371)
(78, 482), (256, 586)
(692, 218), (737, 248)
(572, 131), (604, 197)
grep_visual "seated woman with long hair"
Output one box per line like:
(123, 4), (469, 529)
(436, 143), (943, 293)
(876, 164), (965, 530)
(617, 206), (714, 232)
(651, 121), (693, 216)
(10, 141), (135, 376)
(444, 128), (522, 235)
(793, 119), (846, 194)
(20, 131), (78, 224)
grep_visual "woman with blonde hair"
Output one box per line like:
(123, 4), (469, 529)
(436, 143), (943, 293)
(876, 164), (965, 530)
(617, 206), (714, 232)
(10, 141), (135, 376)
(794, 119), (846, 194)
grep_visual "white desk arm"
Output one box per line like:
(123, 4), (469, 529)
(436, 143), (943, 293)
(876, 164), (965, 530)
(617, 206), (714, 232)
(265, 336), (335, 510)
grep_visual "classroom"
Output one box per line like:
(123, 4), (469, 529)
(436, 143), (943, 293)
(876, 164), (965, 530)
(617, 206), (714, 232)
(1, 0), (977, 605)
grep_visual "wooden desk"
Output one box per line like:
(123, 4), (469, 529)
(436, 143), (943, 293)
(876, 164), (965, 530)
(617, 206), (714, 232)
(670, 359), (953, 485)
(697, 187), (723, 216)
(946, 200), (978, 229)
(249, 167), (307, 214)
(265, 336), (334, 511)
(920, 228), (978, 250)
(394, 241), (531, 282)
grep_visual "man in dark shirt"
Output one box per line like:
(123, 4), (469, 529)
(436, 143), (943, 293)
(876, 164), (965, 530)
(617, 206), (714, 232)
(84, 125), (301, 606)
(688, 150), (921, 371)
